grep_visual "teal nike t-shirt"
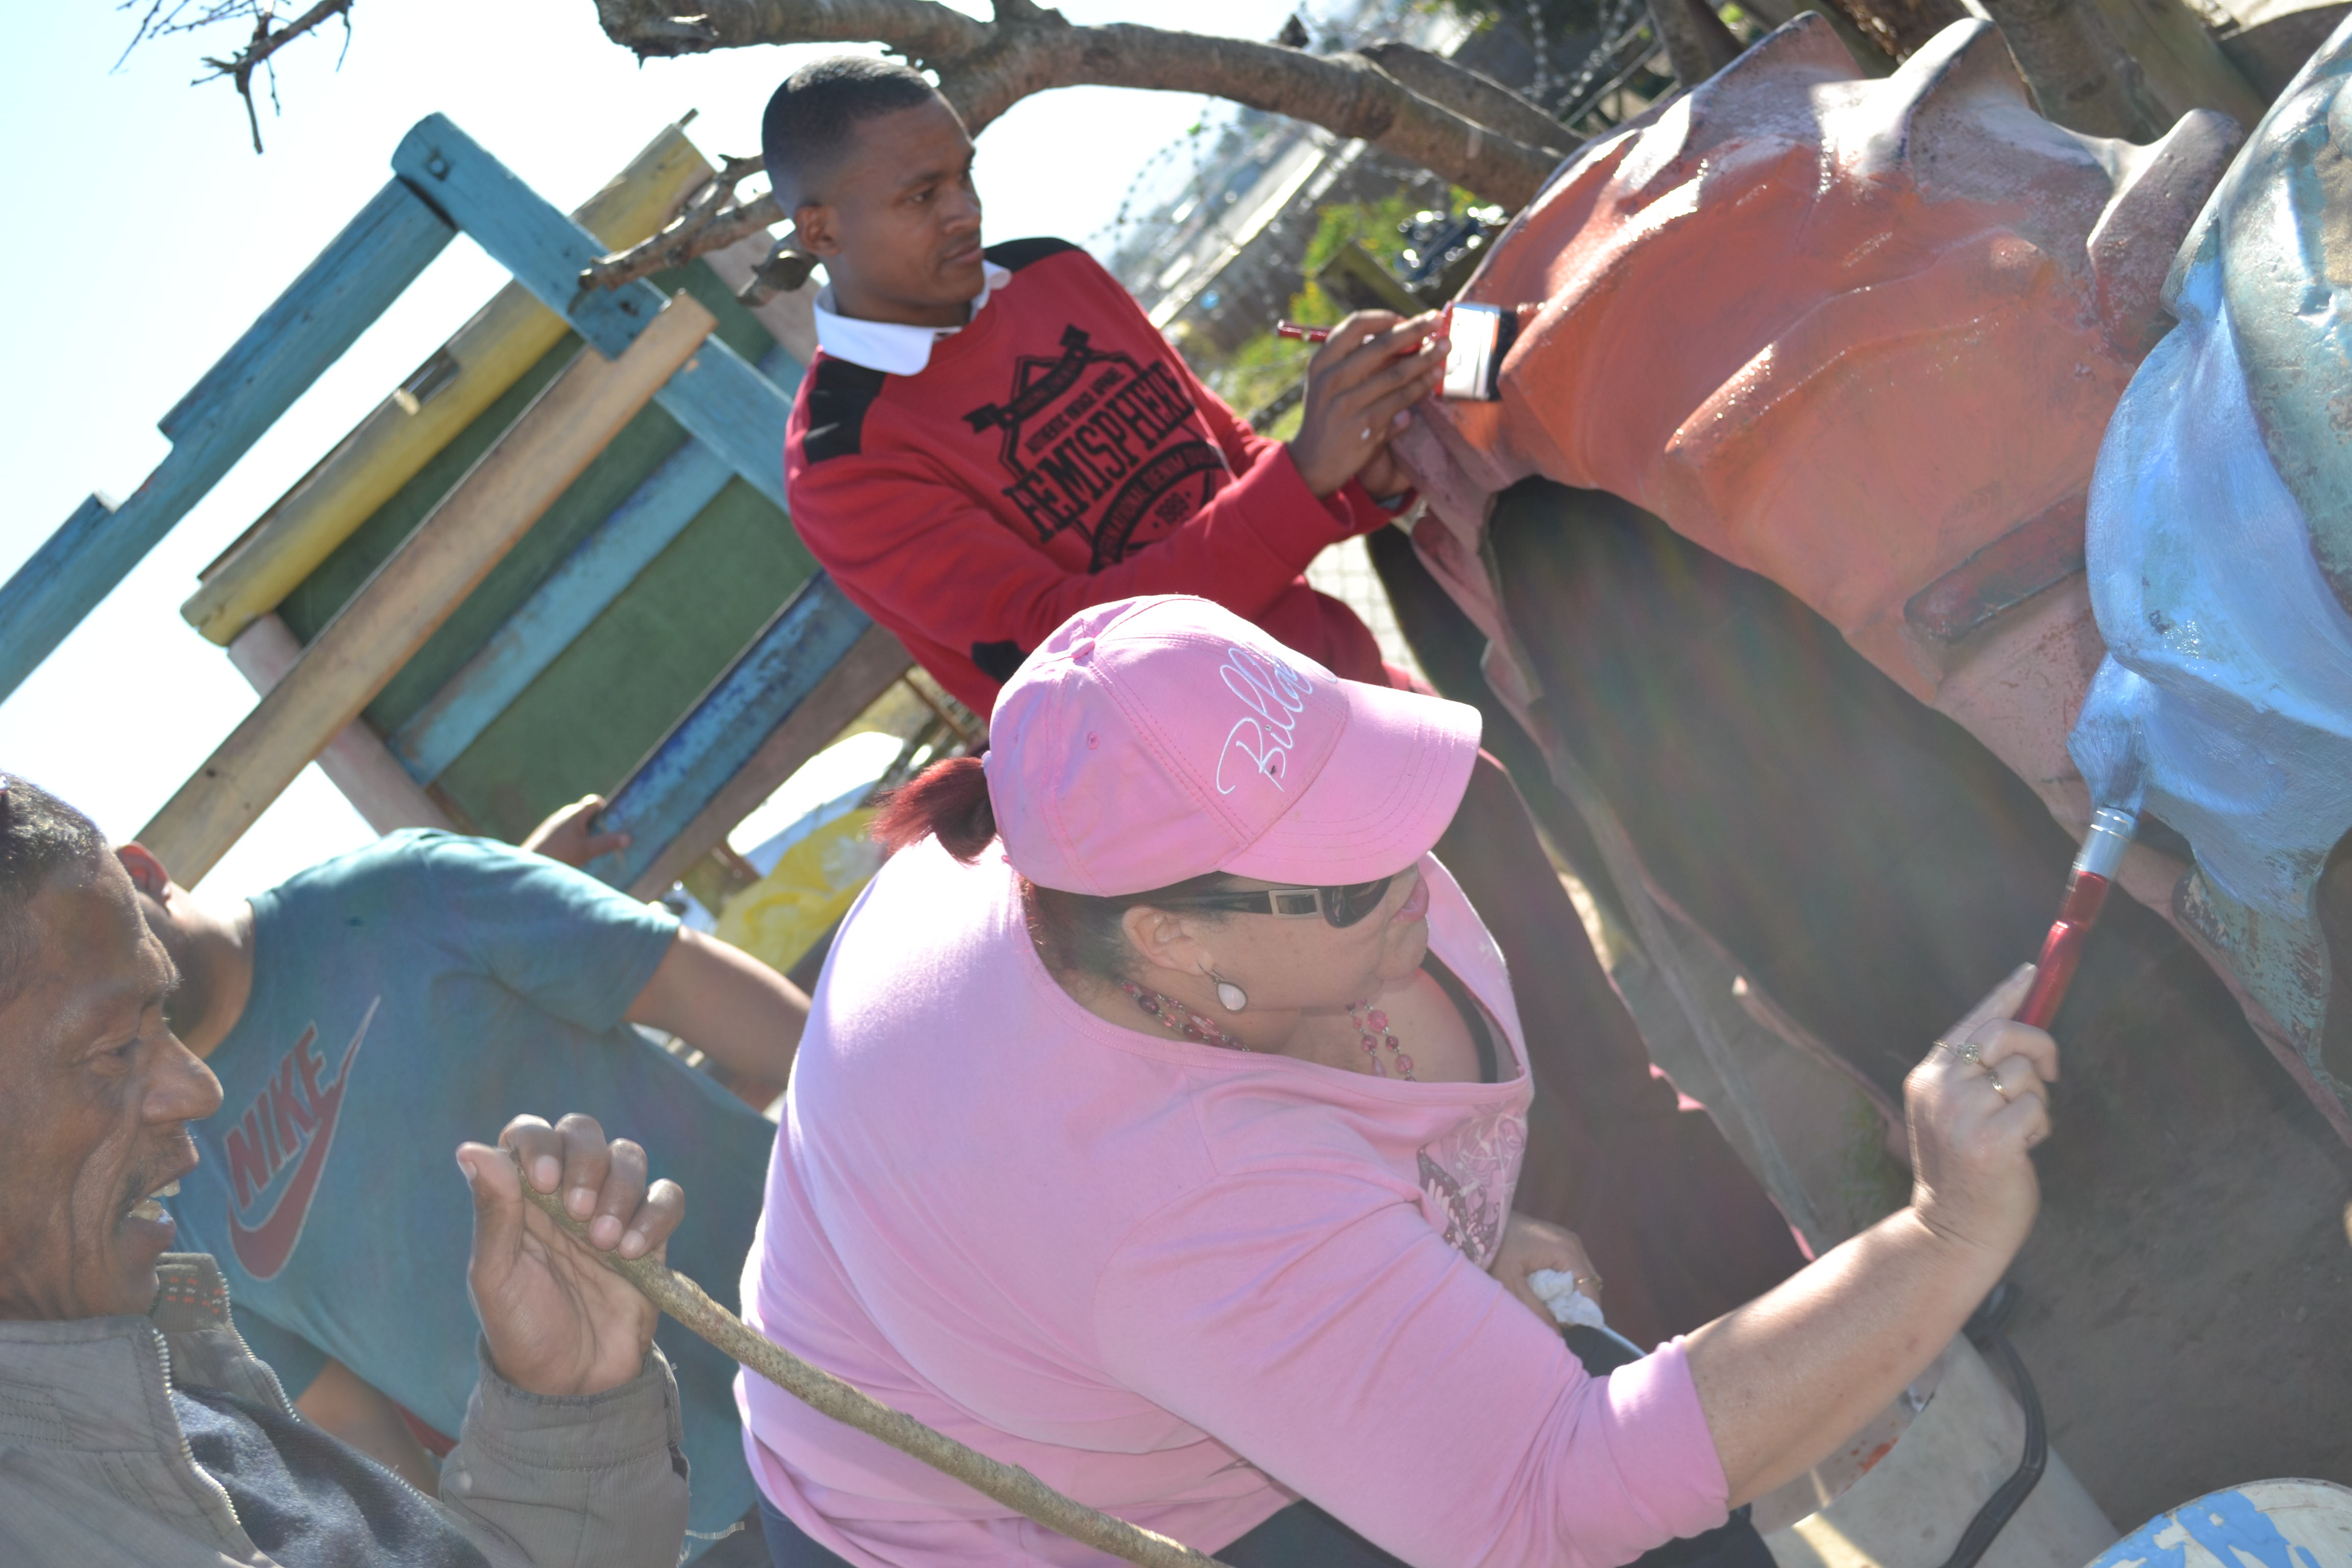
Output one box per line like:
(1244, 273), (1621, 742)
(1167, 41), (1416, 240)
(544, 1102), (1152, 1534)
(167, 831), (775, 1550)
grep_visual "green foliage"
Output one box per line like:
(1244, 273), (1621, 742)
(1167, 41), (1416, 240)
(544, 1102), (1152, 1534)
(1199, 185), (1490, 423)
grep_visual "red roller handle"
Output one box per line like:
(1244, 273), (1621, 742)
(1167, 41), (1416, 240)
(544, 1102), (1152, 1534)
(2015, 871), (2111, 1029)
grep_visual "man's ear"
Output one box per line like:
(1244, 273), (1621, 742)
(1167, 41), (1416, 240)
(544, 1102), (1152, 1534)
(794, 199), (841, 258)
(116, 842), (174, 900)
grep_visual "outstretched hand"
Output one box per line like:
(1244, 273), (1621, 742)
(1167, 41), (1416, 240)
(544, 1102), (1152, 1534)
(457, 1114), (683, 1398)
(1904, 963), (2057, 1260)
(520, 795), (632, 869)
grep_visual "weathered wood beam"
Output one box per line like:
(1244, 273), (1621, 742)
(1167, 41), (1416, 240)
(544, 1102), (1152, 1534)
(0, 178), (454, 701)
(621, 619), (913, 901)
(392, 114), (797, 509)
(573, 574), (880, 894)
(183, 124), (716, 647)
(391, 338), (805, 784)
(139, 292), (717, 887)
(226, 613), (454, 835)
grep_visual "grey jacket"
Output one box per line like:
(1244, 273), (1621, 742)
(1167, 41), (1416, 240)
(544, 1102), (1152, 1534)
(0, 1255), (692, 1567)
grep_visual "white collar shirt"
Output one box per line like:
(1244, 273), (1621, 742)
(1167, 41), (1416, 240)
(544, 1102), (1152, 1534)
(810, 259), (1011, 376)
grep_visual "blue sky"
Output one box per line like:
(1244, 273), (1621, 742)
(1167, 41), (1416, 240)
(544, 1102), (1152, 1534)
(1, 0), (1293, 897)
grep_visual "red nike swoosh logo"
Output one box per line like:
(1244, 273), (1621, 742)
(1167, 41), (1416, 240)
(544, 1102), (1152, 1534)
(227, 999), (376, 1281)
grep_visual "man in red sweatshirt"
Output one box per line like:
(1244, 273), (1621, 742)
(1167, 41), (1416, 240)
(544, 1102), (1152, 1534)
(768, 58), (1441, 708)
(765, 57), (1805, 1343)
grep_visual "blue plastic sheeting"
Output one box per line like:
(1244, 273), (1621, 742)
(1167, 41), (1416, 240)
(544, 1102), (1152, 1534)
(2072, 14), (2352, 1068)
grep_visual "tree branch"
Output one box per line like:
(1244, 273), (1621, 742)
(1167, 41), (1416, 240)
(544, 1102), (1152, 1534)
(207, 0), (357, 153)
(577, 1), (1563, 292)
(1357, 39), (1577, 158)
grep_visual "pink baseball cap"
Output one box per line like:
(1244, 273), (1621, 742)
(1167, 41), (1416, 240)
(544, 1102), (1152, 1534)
(985, 596), (1481, 895)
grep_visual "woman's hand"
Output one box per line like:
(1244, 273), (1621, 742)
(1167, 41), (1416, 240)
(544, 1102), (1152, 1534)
(1904, 963), (2057, 1261)
(457, 1113), (683, 1398)
(1289, 311), (1446, 499)
(1487, 1210), (1601, 1325)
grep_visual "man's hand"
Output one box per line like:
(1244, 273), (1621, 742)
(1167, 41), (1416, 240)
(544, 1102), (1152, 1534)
(1487, 1210), (1601, 1325)
(457, 1114), (683, 1398)
(1289, 311), (1446, 499)
(521, 795), (632, 869)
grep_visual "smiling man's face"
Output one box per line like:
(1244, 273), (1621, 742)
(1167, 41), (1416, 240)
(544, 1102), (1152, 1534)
(0, 854), (222, 1320)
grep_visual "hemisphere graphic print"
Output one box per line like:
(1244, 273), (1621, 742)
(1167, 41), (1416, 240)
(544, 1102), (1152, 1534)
(964, 325), (1231, 569)
(223, 997), (376, 1280)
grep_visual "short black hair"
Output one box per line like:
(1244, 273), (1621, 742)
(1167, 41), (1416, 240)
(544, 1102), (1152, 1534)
(761, 55), (945, 209)
(0, 775), (107, 1008)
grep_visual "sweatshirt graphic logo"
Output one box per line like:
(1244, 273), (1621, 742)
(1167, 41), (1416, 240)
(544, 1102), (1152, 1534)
(964, 325), (1230, 568)
(223, 997), (376, 1281)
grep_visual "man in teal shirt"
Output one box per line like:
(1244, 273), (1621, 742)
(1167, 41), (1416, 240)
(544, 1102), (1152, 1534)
(120, 827), (806, 1559)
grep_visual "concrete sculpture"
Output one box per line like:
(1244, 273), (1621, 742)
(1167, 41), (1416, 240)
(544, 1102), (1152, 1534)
(2073, 16), (2352, 1099)
(1395, 10), (2352, 1126)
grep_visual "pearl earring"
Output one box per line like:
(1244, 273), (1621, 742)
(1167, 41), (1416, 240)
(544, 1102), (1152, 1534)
(1210, 971), (1248, 1013)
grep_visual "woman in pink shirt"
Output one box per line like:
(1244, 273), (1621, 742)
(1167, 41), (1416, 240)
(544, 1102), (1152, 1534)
(740, 595), (2059, 1568)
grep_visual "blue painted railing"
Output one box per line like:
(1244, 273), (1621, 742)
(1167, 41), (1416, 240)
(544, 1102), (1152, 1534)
(390, 115), (793, 509)
(389, 344), (806, 783)
(0, 178), (455, 701)
(583, 574), (874, 892)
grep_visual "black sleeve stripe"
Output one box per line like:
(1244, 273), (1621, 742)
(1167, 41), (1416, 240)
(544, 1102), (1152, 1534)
(970, 640), (1030, 684)
(802, 358), (890, 464)
(983, 237), (1082, 273)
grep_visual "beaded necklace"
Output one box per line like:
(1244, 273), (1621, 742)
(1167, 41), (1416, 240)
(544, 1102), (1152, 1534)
(1120, 983), (1417, 1081)
(1350, 1000), (1416, 1080)
(1120, 982), (1250, 1052)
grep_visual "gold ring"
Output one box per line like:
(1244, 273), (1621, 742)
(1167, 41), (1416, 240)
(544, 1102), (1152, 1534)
(1987, 1067), (2011, 1100)
(1941, 1038), (1984, 1068)
(1576, 1272), (1603, 1294)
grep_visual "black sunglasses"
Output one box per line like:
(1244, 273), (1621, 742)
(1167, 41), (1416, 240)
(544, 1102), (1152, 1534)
(1159, 875), (1396, 929)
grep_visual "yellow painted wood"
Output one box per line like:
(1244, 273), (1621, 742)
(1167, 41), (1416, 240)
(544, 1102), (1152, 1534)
(181, 123), (716, 646)
(144, 292), (718, 887)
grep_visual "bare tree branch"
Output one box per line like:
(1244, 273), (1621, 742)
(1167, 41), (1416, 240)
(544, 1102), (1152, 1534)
(117, 0), (356, 152)
(1970, 0), (2166, 138)
(1357, 39), (1577, 158)
(578, 1), (1566, 292)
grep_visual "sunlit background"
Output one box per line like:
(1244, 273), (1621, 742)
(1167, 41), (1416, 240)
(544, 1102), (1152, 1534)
(0, 0), (1311, 896)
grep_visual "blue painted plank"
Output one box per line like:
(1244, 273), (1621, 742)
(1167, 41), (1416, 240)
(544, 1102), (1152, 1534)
(0, 177), (455, 702)
(391, 115), (664, 359)
(652, 337), (793, 510)
(388, 114), (797, 507)
(583, 575), (872, 891)
(388, 346), (801, 781)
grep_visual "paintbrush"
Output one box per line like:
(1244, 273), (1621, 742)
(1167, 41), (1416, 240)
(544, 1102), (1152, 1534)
(2014, 708), (2148, 1029)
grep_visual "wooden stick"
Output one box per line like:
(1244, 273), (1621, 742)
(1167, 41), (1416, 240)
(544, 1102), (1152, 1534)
(509, 1158), (1232, 1568)
(140, 292), (717, 888)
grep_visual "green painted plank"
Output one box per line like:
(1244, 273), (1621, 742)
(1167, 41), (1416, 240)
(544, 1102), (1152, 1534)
(275, 259), (780, 746)
(433, 476), (820, 841)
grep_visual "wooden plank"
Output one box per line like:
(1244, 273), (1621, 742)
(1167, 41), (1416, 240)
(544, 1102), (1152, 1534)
(139, 291), (717, 887)
(0, 178), (455, 701)
(388, 343), (799, 782)
(581, 574), (875, 893)
(390, 114), (797, 507)
(428, 473), (819, 842)
(226, 614), (454, 835)
(183, 124), (716, 646)
(624, 621), (913, 899)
